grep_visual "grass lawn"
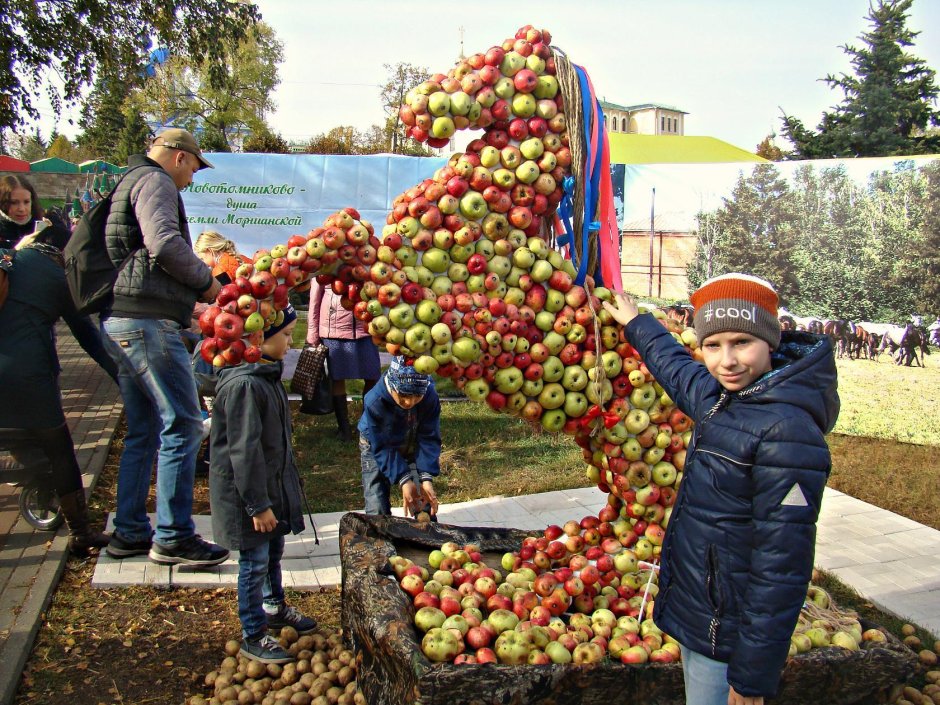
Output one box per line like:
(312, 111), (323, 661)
(13, 337), (940, 705)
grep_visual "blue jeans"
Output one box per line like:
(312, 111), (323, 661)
(238, 535), (285, 639)
(681, 645), (730, 705)
(101, 317), (203, 544)
(360, 437), (392, 515)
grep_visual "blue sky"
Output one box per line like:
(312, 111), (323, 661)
(34, 0), (940, 153)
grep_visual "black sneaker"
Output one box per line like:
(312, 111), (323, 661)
(239, 634), (294, 664)
(105, 532), (153, 559)
(265, 604), (318, 635)
(148, 535), (230, 567)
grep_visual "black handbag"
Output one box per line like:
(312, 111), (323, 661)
(294, 345), (334, 415)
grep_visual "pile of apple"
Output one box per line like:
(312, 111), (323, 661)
(399, 25), (564, 153)
(390, 529), (678, 666)
(195, 229), (344, 366)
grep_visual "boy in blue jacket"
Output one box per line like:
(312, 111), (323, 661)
(357, 357), (441, 518)
(604, 274), (839, 705)
(209, 305), (317, 665)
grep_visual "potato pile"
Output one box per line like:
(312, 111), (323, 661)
(188, 629), (365, 705)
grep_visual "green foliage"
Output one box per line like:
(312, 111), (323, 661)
(912, 161), (940, 313)
(77, 72), (144, 162)
(10, 129), (47, 162)
(1, 0), (260, 131)
(242, 130), (290, 154)
(131, 22), (283, 151)
(688, 159), (940, 321)
(780, 0), (940, 158)
(381, 62), (430, 154)
(305, 127), (356, 155)
(112, 109), (151, 164)
(689, 164), (800, 302)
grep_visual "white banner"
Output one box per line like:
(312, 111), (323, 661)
(182, 152), (447, 255)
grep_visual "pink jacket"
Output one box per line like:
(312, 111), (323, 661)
(306, 279), (369, 345)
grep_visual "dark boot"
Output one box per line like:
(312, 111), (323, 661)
(58, 489), (110, 557)
(333, 395), (352, 441)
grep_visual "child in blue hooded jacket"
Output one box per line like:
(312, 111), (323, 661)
(357, 357), (441, 518)
(604, 274), (839, 705)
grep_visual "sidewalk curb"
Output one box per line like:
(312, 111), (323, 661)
(0, 536), (69, 705)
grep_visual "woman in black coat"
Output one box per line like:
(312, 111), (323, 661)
(0, 174), (71, 251)
(0, 229), (117, 555)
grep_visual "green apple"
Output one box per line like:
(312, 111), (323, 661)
(405, 323), (432, 353)
(413, 355), (439, 375)
(448, 263), (469, 282)
(538, 382), (566, 410)
(388, 303), (415, 328)
(430, 276), (452, 296)
(431, 322), (453, 344)
(511, 93), (536, 118)
(422, 247), (451, 273)
(561, 365), (588, 391)
(487, 255), (511, 278)
(530, 259), (554, 283)
(449, 91), (472, 116)
(542, 332), (566, 356)
(415, 299), (442, 325)
(534, 310), (555, 332)
(512, 247), (536, 269)
(368, 315), (391, 336)
(563, 391), (588, 418)
(464, 378), (490, 402)
(494, 367), (524, 394)
(452, 337), (481, 363)
(396, 245), (418, 267)
(427, 92), (451, 116)
(540, 408), (567, 432)
(431, 116), (455, 139)
(519, 137), (545, 160)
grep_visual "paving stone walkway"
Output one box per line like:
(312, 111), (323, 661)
(91, 486), (940, 637)
(0, 324), (122, 705)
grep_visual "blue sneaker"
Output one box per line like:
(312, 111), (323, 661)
(240, 634), (293, 664)
(264, 603), (317, 635)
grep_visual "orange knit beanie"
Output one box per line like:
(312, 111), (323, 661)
(690, 273), (781, 349)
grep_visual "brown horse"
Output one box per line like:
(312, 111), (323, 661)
(823, 320), (854, 359)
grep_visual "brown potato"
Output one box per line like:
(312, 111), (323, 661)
(225, 640), (242, 657)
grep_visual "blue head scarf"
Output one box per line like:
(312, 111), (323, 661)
(385, 356), (431, 396)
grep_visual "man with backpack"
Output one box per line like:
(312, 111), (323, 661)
(99, 128), (229, 567)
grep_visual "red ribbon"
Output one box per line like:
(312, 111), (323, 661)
(581, 404), (620, 430)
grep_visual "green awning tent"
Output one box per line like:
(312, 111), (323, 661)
(609, 134), (766, 165)
(78, 160), (124, 174)
(30, 157), (80, 173)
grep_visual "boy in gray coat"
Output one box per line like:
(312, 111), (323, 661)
(209, 305), (317, 664)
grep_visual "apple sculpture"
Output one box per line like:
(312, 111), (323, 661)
(201, 26), (700, 607)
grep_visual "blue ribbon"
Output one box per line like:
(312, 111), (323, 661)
(556, 176), (578, 271)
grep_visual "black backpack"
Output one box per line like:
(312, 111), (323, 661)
(63, 166), (150, 315)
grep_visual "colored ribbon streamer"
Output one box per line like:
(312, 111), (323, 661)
(580, 404), (620, 430)
(561, 63), (621, 290)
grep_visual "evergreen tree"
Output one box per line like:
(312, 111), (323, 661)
(113, 109), (151, 164)
(781, 0), (940, 158)
(707, 164), (800, 302)
(78, 73), (140, 161)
